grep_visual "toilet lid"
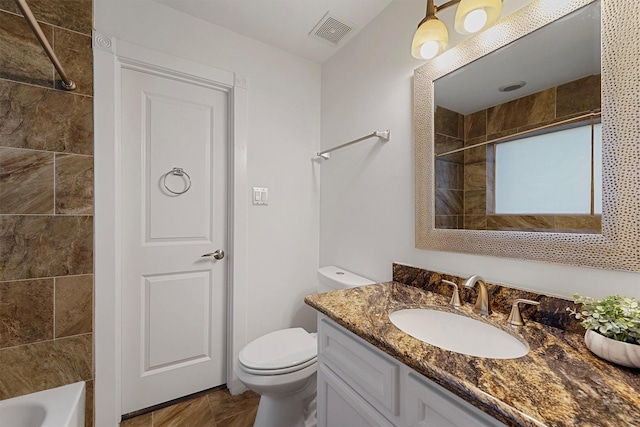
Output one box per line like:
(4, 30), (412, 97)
(239, 328), (317, 370)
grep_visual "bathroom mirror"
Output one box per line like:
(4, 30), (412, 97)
(414, 0), (640, 271)
(433, 1), (601, 233)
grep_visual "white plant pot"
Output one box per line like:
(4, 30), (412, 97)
(584, 329), (640, 368)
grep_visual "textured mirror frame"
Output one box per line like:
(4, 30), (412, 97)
(414, 0), (640, 271)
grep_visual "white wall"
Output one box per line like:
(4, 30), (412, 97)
(94, 0), (321, 339)
(320, 0), (640, 299)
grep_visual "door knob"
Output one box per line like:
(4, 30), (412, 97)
(201, 249), (225, 260)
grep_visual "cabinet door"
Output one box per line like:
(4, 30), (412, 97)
(319, 317), (400, 417)
(318, 364), (395, 427)
(405, 373), (508, 427)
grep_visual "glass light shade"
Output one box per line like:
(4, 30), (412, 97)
(463, 9), (488, 33)
(420, 41), (441, 59)
(411, 17), (449, 59)
(453, 0), (502, 34)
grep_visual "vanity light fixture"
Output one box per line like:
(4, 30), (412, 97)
(411, 0), (503, 59)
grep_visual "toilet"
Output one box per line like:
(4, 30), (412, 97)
(236, 266), (375, 427)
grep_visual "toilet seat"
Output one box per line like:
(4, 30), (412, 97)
(239, 328), (317, 375)
(239, 356), (317, 375)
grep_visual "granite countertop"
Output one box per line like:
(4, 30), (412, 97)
(305, 282), (640, 427)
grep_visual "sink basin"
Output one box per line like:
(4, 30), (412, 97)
(389, 308), (529, 359)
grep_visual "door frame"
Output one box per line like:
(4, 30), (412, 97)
(93, 31), (249, 426)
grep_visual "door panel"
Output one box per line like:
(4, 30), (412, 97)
(145, 93), (213, 241)
(120, 67), (228, 414)
(144, 271), (212, 371)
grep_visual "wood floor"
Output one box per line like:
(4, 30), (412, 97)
(120, 388), (260, 427)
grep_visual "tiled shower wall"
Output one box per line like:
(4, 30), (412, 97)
(0, 0), (94, 425)
(434, 107), (464, 229)
(435, 74), (601, 232)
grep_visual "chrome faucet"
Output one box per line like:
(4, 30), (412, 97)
(463, 275), (491, 315)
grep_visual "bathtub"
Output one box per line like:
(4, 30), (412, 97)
(0, 381), (85, 427)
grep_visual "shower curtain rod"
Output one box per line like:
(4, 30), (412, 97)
(14, 0), (76, 91)
(317, 130), (391, 159)
(435, 111), (601, 158)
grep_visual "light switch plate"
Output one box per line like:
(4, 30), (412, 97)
(252, 187), (268, 205)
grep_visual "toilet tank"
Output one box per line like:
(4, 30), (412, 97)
(317, 266), (375, 293)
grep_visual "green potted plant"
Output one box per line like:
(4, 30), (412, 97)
(568, 294), (640, 368)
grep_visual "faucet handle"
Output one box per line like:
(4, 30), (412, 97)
(442, 280), (461, 308)
(508, 299), (540, 326)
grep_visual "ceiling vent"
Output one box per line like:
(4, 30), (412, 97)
(309, 12), (357, 46)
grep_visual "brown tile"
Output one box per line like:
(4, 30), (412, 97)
(55, 275), (92, 338)
(486, 128), (519, 143)
(53, 28), (92, 96)
(463, 162), (486, 191)
(0, 147), (54, 214)
(121, 413), (152, 427)
(438, 151), (464, 167)
(0, 1), (13, 12)
(515, 117), (563, 135)
(441, 151), (465, 168)
(463, 215), (487, 230)
(556, 74), (601, 118)
(0, 80), (93, 154)
(153, 395), (215, 427)
(435, 215), (459, 229)
(55, 154), (93, 214)
(0, 279), (53, 348)
(434, 134), (464, 163)
(555, 215), (601, 234)
(85, 380), (94, 427)
(464, 110), (486, 141)
(207, 389), (260, 422)
(0, 215), (93, 281)
(433, 133), (448, 155)
(464, 189), (486, 215)
(435, 159), (461, 190)
(435, 189), (463, 216)
(216, 408), (258, 427)
(456, 163), (465, 191)
(463, 145), (486, 165)
(487, 88), (555, 135)
(465, 135), (488, 146)
(0, 333), (92, 400)
(0, 11), (53, 87)
(487, 215), (555, 232)
(0, 0), (92, 35)
(434, 106), (463, 138)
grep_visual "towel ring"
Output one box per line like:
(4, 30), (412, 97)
(162, 167), (191, 195)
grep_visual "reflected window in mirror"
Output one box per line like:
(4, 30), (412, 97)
(492, 121), (602, 232)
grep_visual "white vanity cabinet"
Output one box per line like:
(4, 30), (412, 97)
(317, 314), (508, 427)
(318, 364), (396, 427)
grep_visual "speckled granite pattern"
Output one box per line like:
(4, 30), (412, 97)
(305, 283), (640, 427)
(392, 263), (584, 333)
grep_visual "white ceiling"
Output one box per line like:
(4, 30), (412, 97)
(435, 1), (601, 115)
(150, 0), (599, 111)
(152, 0), (394, 63)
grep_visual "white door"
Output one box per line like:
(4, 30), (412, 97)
(120, 66), (228, 414)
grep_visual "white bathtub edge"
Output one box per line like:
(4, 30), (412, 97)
(0, 381), (86, 427)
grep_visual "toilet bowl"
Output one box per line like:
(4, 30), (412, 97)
(236, 328), (318, 427)
(236, 266), (375, 427)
